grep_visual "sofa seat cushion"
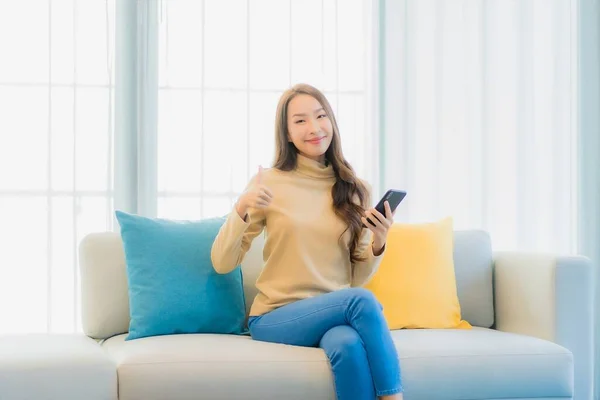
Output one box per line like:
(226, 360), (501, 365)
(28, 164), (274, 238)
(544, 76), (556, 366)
(102, 327), (573, 400)
(102, 333), (335, 400)
(0, 334), (117, 400)
(392, 327), (573, 399)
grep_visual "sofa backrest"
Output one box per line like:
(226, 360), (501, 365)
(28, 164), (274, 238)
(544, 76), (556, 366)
(78, 230), (494, 340)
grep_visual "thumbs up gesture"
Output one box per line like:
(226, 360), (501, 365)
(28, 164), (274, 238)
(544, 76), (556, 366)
(235, 165), (274, 220)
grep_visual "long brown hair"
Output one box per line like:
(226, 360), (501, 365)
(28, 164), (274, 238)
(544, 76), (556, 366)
(273, 83), (370, 263)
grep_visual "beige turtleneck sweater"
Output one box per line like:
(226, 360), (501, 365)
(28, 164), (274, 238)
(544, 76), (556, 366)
(210, 154), (386, 317)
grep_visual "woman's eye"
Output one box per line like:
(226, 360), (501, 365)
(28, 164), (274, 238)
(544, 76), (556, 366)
(318, 114), (327, 119)
(295, 120), (304, 124)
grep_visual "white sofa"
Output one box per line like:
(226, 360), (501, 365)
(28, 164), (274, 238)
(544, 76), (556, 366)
(0, 230), (594, 400)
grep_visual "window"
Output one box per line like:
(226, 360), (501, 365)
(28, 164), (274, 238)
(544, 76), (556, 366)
(0, 0), (378, 334)
(154, 0), (379, 220)
(0, 0), (116, 333)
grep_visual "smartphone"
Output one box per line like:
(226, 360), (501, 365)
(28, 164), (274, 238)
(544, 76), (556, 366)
(363, 189), (407, 227)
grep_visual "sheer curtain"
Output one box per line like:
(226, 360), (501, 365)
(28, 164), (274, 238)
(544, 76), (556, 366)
(151, 0), (380, 221)
(0, 0), (581, 339)
(0, 0), (379, 334)
(0, 0), (115, 334)
(381, 0), (578, 254)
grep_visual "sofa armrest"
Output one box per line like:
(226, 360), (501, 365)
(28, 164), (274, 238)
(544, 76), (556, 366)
(493, 252), (594, 400)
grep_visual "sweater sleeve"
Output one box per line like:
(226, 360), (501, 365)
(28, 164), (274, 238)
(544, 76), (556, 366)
(210, 177), (266, 274)
(351, 180), (386, 286)
(351, 227), (386, 287)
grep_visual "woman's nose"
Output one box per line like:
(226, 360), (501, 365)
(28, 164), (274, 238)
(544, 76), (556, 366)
(308, 118), (320, 133)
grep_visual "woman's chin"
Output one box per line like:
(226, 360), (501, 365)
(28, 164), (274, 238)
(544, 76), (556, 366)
(301, 150), (326, 160)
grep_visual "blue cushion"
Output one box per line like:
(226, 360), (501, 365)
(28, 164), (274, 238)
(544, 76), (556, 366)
(115, 211), (246, 340)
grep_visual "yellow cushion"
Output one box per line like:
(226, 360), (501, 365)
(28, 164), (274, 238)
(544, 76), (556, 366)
(364, 217), (471, 330)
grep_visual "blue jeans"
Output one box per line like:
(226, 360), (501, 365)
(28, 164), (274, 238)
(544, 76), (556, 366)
(248, 288), (403, 399)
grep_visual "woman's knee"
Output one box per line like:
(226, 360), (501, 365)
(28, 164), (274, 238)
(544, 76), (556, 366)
(320, 325), (365, 361)
(345, 287), (383, 311)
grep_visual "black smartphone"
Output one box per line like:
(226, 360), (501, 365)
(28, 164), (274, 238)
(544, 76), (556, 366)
(363, 189), (407, 227)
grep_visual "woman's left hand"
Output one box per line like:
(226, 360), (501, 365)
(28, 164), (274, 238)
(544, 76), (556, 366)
(361, 201), (395, 255)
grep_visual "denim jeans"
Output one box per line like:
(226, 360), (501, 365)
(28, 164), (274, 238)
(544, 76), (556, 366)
(248, 287), (403, 400)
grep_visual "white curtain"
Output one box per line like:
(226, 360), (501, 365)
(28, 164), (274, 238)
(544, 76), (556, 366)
(0, 0), (116, 334)
(152, 0), (380, 221)
(381, 0), (578, 254)
(0, 0), (579, 336)
(0, 0), (378, 334)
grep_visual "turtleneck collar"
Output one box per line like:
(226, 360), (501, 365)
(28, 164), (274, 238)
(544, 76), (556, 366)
(295, 153), (335, 180)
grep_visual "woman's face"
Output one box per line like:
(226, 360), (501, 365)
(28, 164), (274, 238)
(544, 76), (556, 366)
(286, 94), (333, 163)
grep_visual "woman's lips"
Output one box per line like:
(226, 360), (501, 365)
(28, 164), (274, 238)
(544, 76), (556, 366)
(307, 137), (324, 144)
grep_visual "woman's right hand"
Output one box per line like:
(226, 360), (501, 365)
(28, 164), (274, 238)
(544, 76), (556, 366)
(236, 166), (273, 220)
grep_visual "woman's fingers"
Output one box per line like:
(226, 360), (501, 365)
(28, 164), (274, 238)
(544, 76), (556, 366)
(258, 191), (272, 202)
(370, 208), (389, 227)
(260, 186), (274, 199)
(255, 199), (270, 208)
(384, 201), (395, 220)
(257, 165), (263, 184)
(364, 211), (383, 231)
(361, 216), (373, 229)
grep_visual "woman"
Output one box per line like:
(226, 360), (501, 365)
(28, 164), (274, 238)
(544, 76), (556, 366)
(211, 83), (403, 400)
